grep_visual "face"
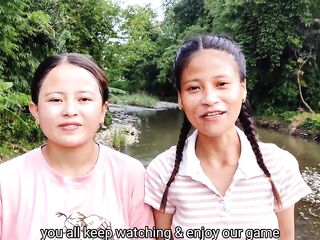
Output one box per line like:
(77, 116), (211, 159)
(178, 49), (246, 138)
(29, 63), (107, 148)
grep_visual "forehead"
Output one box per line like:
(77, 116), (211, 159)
(188, 49), (237, 66)
(182, 49), (240, 79)
(40, 63), (100, 91)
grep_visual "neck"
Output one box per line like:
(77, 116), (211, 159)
(195, 127), (241, 167)
(42, 141), (99, 177)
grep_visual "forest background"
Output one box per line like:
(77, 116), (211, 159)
(1, 0), (319, 158)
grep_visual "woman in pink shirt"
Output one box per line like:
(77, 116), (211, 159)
(145, 34), (311, 239)
(0, 53), (153, 239)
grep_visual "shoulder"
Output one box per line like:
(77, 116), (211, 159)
(0, 148), (40, 175)
(146, 146), (176, 182)
(258, 142), (311, 210)
(0, 148), (41, 188)
(259, 142), (298, 168)
(258, 141), (301, 182)
(144, 146), (177, 213)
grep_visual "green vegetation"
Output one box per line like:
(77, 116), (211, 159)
(257, 109), (320, 139)
(110, 92), (158, 108)
(0, 140), (40, 163)
(299, 114), (320, 135)
(0, 81), (44, 160)
(110, 128), (127, 150)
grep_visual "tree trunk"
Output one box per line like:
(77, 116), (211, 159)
(296, 58), (314, 113)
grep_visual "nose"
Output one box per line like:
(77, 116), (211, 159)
(62, 100), (78, 116)
(201, 88), (219, 105)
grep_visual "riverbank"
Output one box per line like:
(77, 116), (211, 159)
(256, 111), (320, 143)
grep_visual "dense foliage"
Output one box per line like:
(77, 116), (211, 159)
(157, 0), (320, 112)
(0, 0), (319, 157)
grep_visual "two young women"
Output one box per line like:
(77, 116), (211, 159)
(0, 34), (311, 240)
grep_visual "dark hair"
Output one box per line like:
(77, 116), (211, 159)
(31, 53), (108, 104)
(160, 34), (281, 211)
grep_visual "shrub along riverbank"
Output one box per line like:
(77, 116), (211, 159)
(109, 92), (159, 108)
(256, 110), (320, 142)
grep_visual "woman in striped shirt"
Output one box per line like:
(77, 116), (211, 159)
(145, 34), (311, 240)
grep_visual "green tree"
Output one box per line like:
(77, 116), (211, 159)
(0, 0), (54, 93)
(29, 0), (120, 69)
(112, 5), (159, 92)
(205, 0), (314, 111)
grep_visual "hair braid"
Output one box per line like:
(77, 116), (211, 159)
(238, 102), (282, 207)
(160, 114), (191, 212)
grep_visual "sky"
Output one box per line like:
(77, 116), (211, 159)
(119, 0), (164, 20)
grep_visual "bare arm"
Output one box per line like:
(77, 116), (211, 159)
(153, 208), (173, 240)
(276, 205), (295, 240)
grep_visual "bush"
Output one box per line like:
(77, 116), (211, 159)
(278, 111), (297, 125)
(299, 116), (320, 134)
(0, 81), (44, 160)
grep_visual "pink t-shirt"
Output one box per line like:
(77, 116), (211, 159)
(0, 144), (154, 240)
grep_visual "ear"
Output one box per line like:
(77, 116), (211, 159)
(241, 79), (247, 102)
(100, 101), (108, 124)
(177, 91), (182, 108)
(29, 102), (40, 124)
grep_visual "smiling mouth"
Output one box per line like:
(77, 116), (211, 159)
(59, 122), (82, 130)
(203, 111), (226, 118)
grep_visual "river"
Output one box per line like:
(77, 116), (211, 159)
(112, 107), (320, 239)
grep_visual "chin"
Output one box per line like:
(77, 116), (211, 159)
(199, 126), (235, 138)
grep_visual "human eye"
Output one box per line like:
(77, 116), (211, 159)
(79, 97), (92, 102)
(187, 85), (200, 92)
(48, 98), (62, 102)
(217, 81), (229, 87)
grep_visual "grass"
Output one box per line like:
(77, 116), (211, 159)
(110, 92), (158, 108)
(110, 128), (127, 150)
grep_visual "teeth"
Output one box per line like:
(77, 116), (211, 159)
(205, 112), (223, 117)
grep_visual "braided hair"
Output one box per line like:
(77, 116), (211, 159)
(159, 34), (281, 212)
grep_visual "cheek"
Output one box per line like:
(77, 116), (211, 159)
(180, 92), (199, 105)
(227, 86), (244, 102)
(38, 104), (60, 118)
(180, 97), (197, 114)
(84, 104), (105, 118)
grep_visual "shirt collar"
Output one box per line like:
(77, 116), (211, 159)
(178, 127), (264, 179)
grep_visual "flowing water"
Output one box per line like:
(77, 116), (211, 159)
(112, 107), (320, 239)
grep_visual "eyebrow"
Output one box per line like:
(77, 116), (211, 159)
(183, 78), (200, 83)
(44, 90), (95, 96)
(44, 91), (63, 96)
(184, 75), (231, 82)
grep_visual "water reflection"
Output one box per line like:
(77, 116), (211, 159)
(121, 109), (183, 166)
(115, 108), (319, 239)
(257, 128), (319, 169)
